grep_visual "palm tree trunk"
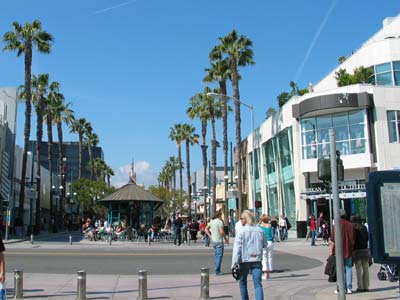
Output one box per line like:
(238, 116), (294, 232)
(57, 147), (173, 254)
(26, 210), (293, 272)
(201, 119), (208, 220)
(211, 117), (217, 215)
(57, 121), (65, 228)
(178, 145), (183, 212)
(230, 56), (243, 215)
(19, 43), (33, 219)
(35, 97), (45, 232)
(185, 139), (191, 218)
(88, 144), (93, 180)
(220, 80), (229, 224)
(78, 134), (83, 179)
(46, 113), (54, 230)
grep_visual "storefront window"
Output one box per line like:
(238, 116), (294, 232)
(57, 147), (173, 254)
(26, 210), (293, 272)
(301, 109), (367, 159)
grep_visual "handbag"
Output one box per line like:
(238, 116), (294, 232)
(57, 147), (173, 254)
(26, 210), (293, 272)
(0, 281), (6, 300)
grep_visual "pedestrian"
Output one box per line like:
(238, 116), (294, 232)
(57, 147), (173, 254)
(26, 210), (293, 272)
(279, 214), (288, 241)
(189, 219), (199, 242)
(173, 214), (183, 246)
(310, 214), (317, 246)
(330, 209), (355, 294)
(235, 211), (248, 237)
(204, 217), (211, 247)
(305, 215), (311, 241)
(232, 210), (267, 300)
(205, 211), (228, 275)
(318, 212), (325, 238)
(270, 216), (279, 242)
(321, 219), (330, 246)
(351, 215), (370, 292)
(258, 214), (274, 280)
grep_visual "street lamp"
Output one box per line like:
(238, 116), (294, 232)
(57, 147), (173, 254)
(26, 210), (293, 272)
(207, 92), (256, 219)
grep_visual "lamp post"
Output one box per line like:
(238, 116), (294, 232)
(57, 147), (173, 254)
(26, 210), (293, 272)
(207, 92), (256, 219)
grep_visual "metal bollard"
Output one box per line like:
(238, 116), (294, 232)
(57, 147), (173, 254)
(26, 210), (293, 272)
(13, 269), (23, 299)
(77, 270), (86, 300)
(30, 234), (34, 245)
(137, 270), (148, 300)
(69, 235), (72, 245)
(109, 232), (112, 245)
(199, 268), (209, 300)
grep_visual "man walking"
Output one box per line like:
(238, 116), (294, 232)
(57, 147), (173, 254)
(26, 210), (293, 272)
(173, 214), (183, 246)
(330, 209), (355, 294)
(232, 210), (267, 300)
(205, 211), (228, 275)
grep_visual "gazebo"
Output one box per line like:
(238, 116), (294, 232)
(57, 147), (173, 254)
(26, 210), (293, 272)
(98, 162), (163, 229)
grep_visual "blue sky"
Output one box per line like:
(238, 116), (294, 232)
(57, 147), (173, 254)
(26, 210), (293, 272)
(0, 1), (399, 187)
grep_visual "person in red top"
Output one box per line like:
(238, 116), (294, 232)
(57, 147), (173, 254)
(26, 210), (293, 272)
(330, 209), (355, 294)
(310, 215), (317, 246)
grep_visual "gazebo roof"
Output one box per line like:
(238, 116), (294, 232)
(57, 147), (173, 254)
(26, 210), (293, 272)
(99, 182), (163, 203)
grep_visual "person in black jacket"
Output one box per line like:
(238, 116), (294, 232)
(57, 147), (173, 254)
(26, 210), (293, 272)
(351, 215), (370, 292)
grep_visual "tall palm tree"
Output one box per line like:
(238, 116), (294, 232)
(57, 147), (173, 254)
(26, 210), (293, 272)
(104, 165), (114, 187)
(53, 96), (74, 222)
(204, 87), (223, 215)
(204, 58), (231, 221)
(31, 73), (49, 231)
(70, 118), (92, 179)
(45, 81), (60, 227)
(210, 29), (255, 215)
(169, 124), (185, 212)
(167, 156), (179, 195)
(181, 123), (199, 218)
(3, 20), (53, 218)
(85, 129), (99, 180)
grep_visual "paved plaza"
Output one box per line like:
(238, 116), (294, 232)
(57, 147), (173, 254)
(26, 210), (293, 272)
(3, 233), (399, 300)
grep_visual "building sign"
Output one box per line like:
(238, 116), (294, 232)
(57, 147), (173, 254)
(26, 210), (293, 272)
(228, 198), (236, 210)
(300, 183), (366, 200)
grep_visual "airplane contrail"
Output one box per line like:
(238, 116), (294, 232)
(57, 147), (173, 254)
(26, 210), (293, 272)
(93, 0), (137, 15)
(294, 0), (337, 82)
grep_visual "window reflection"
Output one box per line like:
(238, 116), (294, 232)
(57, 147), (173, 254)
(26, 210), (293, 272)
(300, 109), (367, 159)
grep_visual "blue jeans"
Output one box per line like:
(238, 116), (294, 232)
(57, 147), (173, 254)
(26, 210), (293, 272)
(344, 257), (353, 290)
(280, 227), (287, 240)
(213, 242), (224, 274)
(310, 230), (316, 246)
(239, 261), (263, 300)
(272, 227), (278, 242)
(205, 234), (210, 247)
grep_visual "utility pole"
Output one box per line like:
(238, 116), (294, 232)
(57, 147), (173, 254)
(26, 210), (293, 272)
(329, 129), (346, 300)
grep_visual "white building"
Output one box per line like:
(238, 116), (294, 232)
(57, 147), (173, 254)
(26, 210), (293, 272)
(245, 15), (400, 234)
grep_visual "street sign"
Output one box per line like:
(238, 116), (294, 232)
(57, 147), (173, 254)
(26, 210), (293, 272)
(228, 198), (236, 210)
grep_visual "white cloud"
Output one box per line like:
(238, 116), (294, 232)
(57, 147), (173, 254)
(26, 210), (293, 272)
(110, 161), (158, 189)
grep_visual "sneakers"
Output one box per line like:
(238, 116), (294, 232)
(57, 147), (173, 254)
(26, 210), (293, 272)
(347, 289), (352, 294)
(262, 274), (267, 280)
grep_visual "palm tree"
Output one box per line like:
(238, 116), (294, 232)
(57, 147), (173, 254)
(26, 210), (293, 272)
(204, 87), (223, 215)
(204, 58), (231, 221)
(3, 20), (53, 218)
(92, 157), (106, 181)
(181, 123), (199, 218)
(266, 107), (276, 119)
(169, 124), (185, 212)
(104, 165), (114, 187)
(85, 129), (99, 180)
(187, 93), (210, 219)
(210, 29), (255, 215)
(45, 81), (60, 227)
(70, 118), (92, 179)
(53, 95), (74, 222)
(31, 73), (49, 231)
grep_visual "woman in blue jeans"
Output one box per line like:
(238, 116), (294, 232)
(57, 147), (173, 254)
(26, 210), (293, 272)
(232, 210), (267, 300)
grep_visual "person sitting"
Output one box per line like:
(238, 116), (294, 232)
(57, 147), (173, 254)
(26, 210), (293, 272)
(114, 223), (125, 240)
(82, 218), (96, 241)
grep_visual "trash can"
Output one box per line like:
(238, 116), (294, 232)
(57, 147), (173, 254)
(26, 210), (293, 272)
(296, 221), (307, 238)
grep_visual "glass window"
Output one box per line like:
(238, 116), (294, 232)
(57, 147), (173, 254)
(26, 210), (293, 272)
(387, 111), (396, 122)
(302, 131), (316, 146)
(388, 121), (397, 143)
(376, 72), (393, 85)
(302, 145), (316, 159)
(316, 115), (332, 129)
(349, 110), (365, 124)
(335, 126), (349, 141)
(387, 111), (400, 143)
(376, 62), (391, 73)
(301, 118), (316, 132)
(350, 124), (365, 140)
(317, 128), (329, 143)
(336, 141), (350, 156)
(394, 71), (400, 86)
(332, 113), (348, 127)
(393, 61), (400, 71)
(318, 142), (330, 157)
(350, 139), (366, 154)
